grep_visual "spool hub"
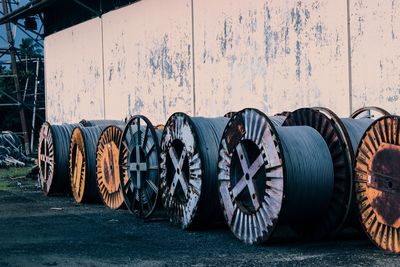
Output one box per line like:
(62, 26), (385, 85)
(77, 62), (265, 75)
(218, 108), (284, 244)
(119, 115), (161, 218)
(96, 126), (125, 209)
(355, 115), (400, 253)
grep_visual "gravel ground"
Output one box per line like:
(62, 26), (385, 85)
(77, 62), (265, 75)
(0, 175), (399, 266)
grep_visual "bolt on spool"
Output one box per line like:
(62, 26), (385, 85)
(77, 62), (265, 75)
(160, 113), (229, 228)
(119, 115), (162, 218)
(355, 115), (400, 253)
(218, 108), (334, 244)
(96, 125), (126, 209)
(70, 126), (106, 203)
(38, 122), (78, 195)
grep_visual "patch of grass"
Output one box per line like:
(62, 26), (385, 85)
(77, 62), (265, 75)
(0, 180), (10, 190)
(0, 164), (34, 179)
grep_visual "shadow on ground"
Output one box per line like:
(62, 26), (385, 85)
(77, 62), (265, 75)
(0, 175), (399, 266)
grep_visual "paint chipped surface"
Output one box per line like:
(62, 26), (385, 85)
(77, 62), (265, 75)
(44, 18), (105, 124)
(102, 0), (193, 124)
(194, 0), (349, 117)
(350, 0), (400, 115)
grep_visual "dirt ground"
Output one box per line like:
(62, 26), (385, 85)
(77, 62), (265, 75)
(0, 174), (399, 267)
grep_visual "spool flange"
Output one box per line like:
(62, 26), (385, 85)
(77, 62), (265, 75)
(119, 115), (161, 218)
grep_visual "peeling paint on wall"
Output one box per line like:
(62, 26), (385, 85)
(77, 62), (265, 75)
(102, 0), (193, 124)
(350, 0), (400, 114)
(44, 18), (104, 124)
(44, 0), (400, 124)
(194, 0), (349, 117)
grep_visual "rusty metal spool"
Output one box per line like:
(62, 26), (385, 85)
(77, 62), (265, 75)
(69, 126), (106, 203)
(354, 115), (400, 253)
(160, 113), (229, 228)
(118, 115), (162, 218)
(96, 125), (126, 209)
(218, 108), (334, 244)
(38, 122), (79, 195)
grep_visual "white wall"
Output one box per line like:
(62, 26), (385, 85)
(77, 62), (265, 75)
(45, 18), (104, 124)
(44, 0), (400, 124)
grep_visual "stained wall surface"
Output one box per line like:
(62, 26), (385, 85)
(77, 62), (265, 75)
(350, 0), (400, 115)
(44, 18), (104, 124)
(102, 0), (193, 124)
(194, 0), (350, 117)
(44, 0), (400, 124)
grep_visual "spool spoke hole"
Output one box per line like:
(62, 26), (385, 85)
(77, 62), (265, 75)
(166, 139), (190, 203)
(230, 140), (266, 213)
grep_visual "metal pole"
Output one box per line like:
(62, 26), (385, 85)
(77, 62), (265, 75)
(30, 59), (39, 152)
(1, 0), (30, 154)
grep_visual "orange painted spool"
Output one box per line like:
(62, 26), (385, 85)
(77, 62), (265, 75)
(96, 125), (126, 209)
(69, 126), (104, 203)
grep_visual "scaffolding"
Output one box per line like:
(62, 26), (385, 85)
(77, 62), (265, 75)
(0, 0), (44, 155)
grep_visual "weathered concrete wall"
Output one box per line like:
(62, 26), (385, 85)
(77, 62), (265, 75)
(350, 0), (400, 115)
(194, 0), (350, 117)
(44, 0), (400, 123)
(44, 18), (104, 124)
(102, 0), (193, 124)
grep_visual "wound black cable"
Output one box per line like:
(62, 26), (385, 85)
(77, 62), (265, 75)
(341, 118), (373, 156)
(191, 117), (229, 225)
(275, 126), (334, 223)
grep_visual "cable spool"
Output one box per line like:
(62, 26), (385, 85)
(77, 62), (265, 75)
(96, 125), (126, 209)
(118, 115), (162, 218)
(354, 115), (400, 253)
(69, 125), (106, 203)
(160, 113), (229, 228)
(38, 122), (79, 195)
(309, 107), (390, 229)
(283, 107), (357, 238)
(218, 108), (334, 244)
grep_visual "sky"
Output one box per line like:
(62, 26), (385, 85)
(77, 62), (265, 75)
(0, 0), (43, 63)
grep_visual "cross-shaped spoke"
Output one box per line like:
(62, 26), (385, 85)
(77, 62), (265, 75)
(169, 146), (188, 196)
(128, 162), (147, 172)
(230, 143), (264, 210)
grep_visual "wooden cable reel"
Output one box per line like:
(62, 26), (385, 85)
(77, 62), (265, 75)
(96, 125), (125, 209)
(218, 108), (334, 244)
(69, 126), (105, 203)
(38, 122), (78, 195)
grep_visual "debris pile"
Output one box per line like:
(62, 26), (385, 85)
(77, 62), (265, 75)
(0, 131), (32, 167)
